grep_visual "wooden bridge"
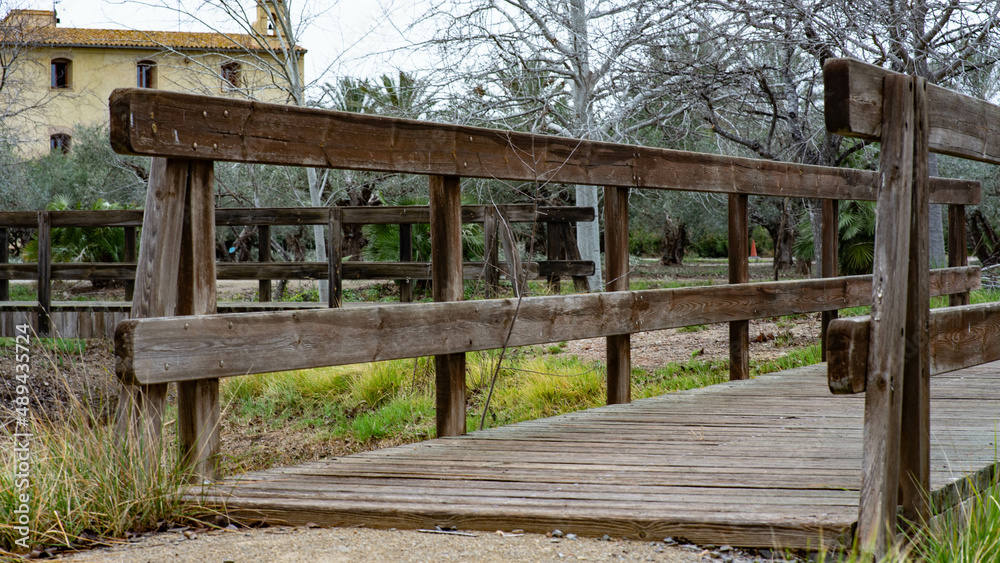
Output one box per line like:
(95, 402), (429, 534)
(108, 58), (999, 555)
(198, 363), (999, 551)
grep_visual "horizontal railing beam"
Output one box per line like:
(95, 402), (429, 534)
(109, 88), (978, 204)
(115, 267), (979, 385)
(825, 57), (1000, 165)
(828, 299), (1000, 394)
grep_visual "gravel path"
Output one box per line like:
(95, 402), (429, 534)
(56, 526), (783, 563)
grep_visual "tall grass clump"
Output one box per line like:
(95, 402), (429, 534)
(0, 398), (201, 555)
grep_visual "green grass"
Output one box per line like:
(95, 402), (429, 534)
(0, 337), (87, 355)
(0, 401), (205, 554)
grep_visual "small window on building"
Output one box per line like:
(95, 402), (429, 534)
(221, 61), (241, 90)
(51, 59), (71, 89)
(136, 60), (156, 88)
(50, 133), (71, 154)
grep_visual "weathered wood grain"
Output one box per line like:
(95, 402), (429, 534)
(948, 205), (969, 307)
(108, 88), (978, 204)
(176, 160), (220, 482)
(36, 211), (51, 336)
(900, 77), (930, 527)
(115, 158), (188, 472)
(0, 228), (7, 302)
(825, 57), (1000, 165)
(430, 175), (466, 437)
(257, 225), (271, 303)
(857, 75), (915, 555)
(820, 200), (839, 361)
(729, 194), (750, 381)
(116, 268), (978, 385)
(605, 186), (631, 404)
(828, 301), (1000, 391)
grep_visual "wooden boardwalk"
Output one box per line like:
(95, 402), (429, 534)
(197, 362), (999, 551)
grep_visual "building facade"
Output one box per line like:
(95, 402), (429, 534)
(1, 5), (304, 156)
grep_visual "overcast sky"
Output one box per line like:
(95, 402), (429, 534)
(19, 0), (433, 89)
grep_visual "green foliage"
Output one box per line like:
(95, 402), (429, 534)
(362, 195), (485, 262)
(689, 233), (728, 258)
(795, 201), (877, 275)
(22, 197), (130, 264)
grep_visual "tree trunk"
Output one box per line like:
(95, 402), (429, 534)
(307, 168), (329, 303)
(577, 184), (603, 290)
(661, 214), (687, 265)
(928, 154), (946, 267)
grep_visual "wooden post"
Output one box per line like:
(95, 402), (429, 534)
(857, 75), (916, 556)
(258, 225), (271, 302)
(0, 227), (8, 302)
(399, 223), (413, 303)
(546, 222), (562, 295)
(728, 194), (749, 380)
(899, 76), (931, 530)
(483, 207), (499, 298)
(116, 158), (189, 471)
(566, 224), (591, 293)
(430, 175), (466, 437)
(948, 205), (969, 307)
(821, 200), (839, 361)
(36, 211), (51, 337)
(175, 160), (220, 482)
(124, 226), (137, 302)
(329, 208), (342, 307)
(605, 186), (631, 404)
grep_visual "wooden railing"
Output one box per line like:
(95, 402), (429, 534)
(106, 70), (994, 554)
(0, 204), (594, 335)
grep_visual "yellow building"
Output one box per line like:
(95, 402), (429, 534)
(1, 5), (304, 156)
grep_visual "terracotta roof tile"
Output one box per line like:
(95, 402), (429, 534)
(30, 26), (305, 53)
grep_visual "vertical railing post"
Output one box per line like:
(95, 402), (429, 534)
(329, 208), (342, 308)
(258, 224), (271, 302)
(483, 207), (499, 298)
(948, 205), (969, 306)
(1, 227), (9, 302)
(728, 194), (749, 380)
(124, 226), (137, 302)
(857, 74), (920, 557)
(899, 76), (931, 533)
(36, 211), (51, 337)
(546, 220), (562, 295)
(820, 199), (839, 361)
(116, 157), (190, 472)
(399, 223), (413, 303)
(176, 160), (220, 482)
(430, 175), (466, 436)
(605, 186), (631, 404)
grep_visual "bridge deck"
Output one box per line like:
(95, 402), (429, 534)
(197, 362), (999, 550)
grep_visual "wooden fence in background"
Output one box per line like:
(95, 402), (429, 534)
(103, 59), (999, 553)
(0, 204), (593, 337)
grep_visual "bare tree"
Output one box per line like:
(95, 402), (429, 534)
(672, 0), (1000, 271)
(418, 0), (693, 291)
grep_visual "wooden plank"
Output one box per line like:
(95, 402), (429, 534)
(483, 207), (499, 298)
(0, 228), (8, 302)
(36, 211), (51, 336)
(116, 268), (976, 385)
(175, 160), (220, 483)
(430, 175), (466, 437)
(398, 223), (413, 303)
(948, 205), (969, 306)
(329, 208), (343, 307)
(829, 300), (1000, 390)
(605, 186), (631, 404)
(108, 88), (978, 204)
(114, 157), (188, 472)
(820, 199), (839, 361)
(900, 77), (931, 527)
(338, 205), (594, 225)
(857, 75), (915, 555)
(729, 194), (749, 381)
(825, 57), (1000, 165)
